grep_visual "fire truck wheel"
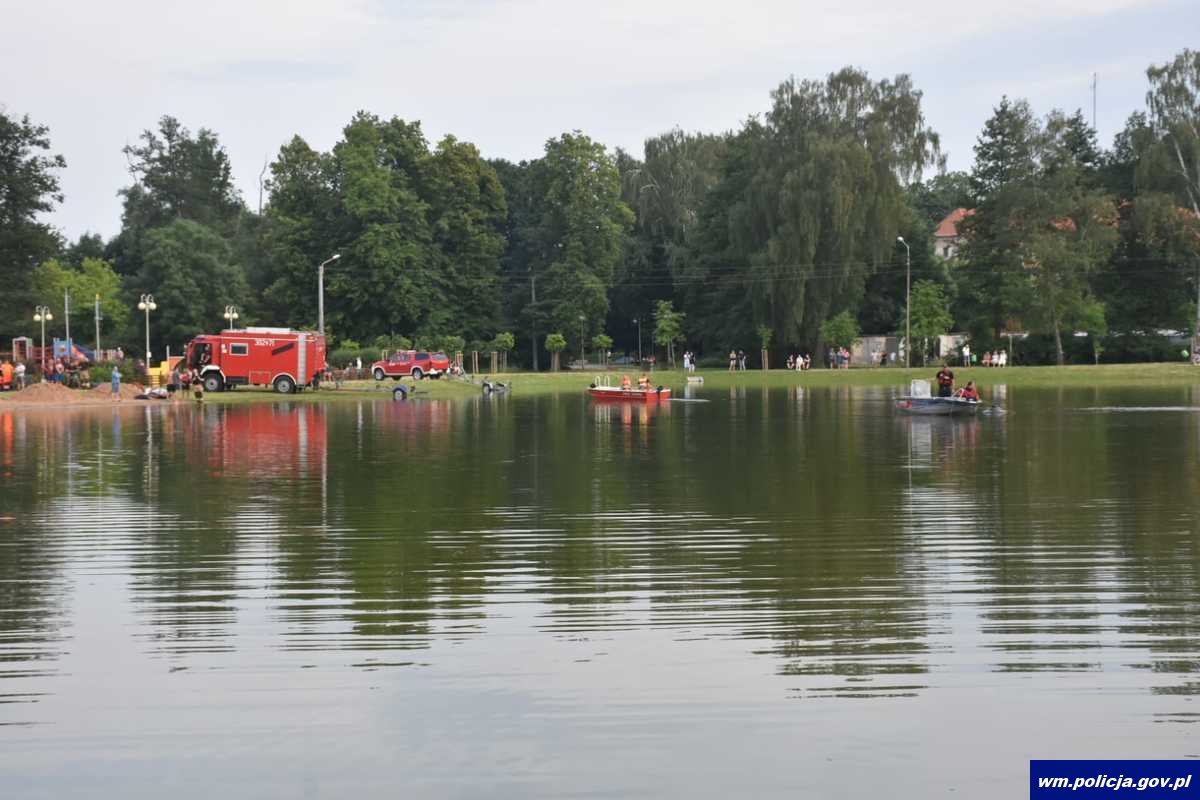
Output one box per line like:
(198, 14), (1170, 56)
(373, 367), (385, 381)
(411, 367), (424, 380)
(273, 375), (296, 394)
(202, 374), (225, 393)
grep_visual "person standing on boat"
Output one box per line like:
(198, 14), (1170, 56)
(935, 364), (955, 398)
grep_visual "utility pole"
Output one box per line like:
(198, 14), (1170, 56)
(634, 317), (642, 364)
(578, 314), (585, 364)
(530, 272), (539, 372)
(1091, 73), (1098, 131)
(63, 288), (72, 361)
(94, 294), (102, 356)
(897, 237), (911, 368)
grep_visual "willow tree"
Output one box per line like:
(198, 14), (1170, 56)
(679, 68), (941, 353)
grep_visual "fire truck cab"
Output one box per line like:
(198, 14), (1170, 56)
(184, 328), (326, 394)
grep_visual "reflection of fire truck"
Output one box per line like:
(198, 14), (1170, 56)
(194, 404), (327, 478)
(184, 328), (326, 394)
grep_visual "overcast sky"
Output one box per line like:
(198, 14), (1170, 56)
(3, 0), (1197, 240)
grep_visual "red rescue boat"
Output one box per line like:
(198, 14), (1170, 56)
(588, 385), (671, 402)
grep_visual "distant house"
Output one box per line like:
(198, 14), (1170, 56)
(933, 208), (973, 260)
(851, 335), (900, 366)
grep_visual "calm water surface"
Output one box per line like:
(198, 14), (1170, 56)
(2, 385), (1199, 798)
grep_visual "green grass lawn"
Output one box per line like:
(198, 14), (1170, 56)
(192, 361), (1198, 405)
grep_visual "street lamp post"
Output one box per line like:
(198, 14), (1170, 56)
(634, 318), (642, 364)
(317, 254), (340, 334)
(33, 306), (52, 375)
(223, 305), (240, 329)
(897, 237), (911, 368)
(138, 294), (157, 362)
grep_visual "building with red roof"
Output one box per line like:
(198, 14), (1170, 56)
(933, 208), (973, 260)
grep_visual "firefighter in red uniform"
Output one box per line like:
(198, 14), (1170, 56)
(935, 365), (955, 397)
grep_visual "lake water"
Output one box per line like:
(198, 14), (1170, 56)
(2, 385), (1199, 798)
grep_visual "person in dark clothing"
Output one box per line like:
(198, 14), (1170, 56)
(935, 365), (955, 397)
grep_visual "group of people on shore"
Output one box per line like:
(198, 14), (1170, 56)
(0, 359), (26, 390)
(728, 350), (748, 371)
(785, 354), (812, 370)
(0, 357), (93, 390)
(167, 362), (208, 401)
(979, 350), (1008, 367)
(680, 351), (698, 373)
(827, 347), (852, 369)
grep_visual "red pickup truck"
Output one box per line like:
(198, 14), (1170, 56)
(372, 350), (450, 381)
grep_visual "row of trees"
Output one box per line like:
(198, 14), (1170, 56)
(2, 49), (1198, 366)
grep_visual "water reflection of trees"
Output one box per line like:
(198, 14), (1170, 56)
(5, 386), (1200, 708)
(0, 410), (125, 719)
(924, 387), (1200, 699)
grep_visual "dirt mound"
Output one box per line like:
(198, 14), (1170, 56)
(3, 382), (78, 402)
(91, 382), (146, 400)
(0, 380), (147, 405)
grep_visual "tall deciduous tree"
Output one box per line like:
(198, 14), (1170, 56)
(30, 257), (132, 346)
(1144, 49), (1200, 217)
(678, 68), (942, 354)
(903, 280), (953, 364)
(653, 299), (685, 367)
(960, 100), (1118, 361)
(109, 116), (248, 282)
(819, 311), (860, 352)
(263, 116), (506, 344)
(1141, 49), (1200, 341)
(502, 133), (633, 367)
(137, 219), (249, 355)
(0, 110), (65, 335)
(425, 135), (507, 342)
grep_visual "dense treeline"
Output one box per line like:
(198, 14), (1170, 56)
(2, 49), (1198, 366)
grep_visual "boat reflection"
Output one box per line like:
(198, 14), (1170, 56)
(590, 395), (672, 428)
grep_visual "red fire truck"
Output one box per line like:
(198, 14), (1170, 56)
(184, 328), (327, 394)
